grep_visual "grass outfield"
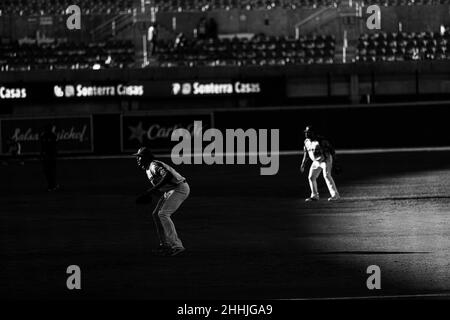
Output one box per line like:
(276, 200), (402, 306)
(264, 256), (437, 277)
(1, 151), (450, 299)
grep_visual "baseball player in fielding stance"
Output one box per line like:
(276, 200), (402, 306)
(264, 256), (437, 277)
(134, 147), (190, 256)
(300, 126), (340, 202)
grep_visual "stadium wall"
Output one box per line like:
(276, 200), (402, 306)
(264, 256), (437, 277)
(2, 102), (450, 156)
(3, 61), (450, 113)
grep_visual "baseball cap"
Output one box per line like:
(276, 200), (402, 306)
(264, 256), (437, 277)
(132, 147), (154, 158)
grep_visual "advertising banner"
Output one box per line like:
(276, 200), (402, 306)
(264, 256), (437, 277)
(0, 83), (146, 101)
(170, 81), (262, 96)
(0, 78), (286, 101)
(121, 113), (213, 153)
(53, 83), (145, 99)
(0, 116), (93, 155)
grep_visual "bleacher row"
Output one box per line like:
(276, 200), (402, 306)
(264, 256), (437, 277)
(3, 30), (450, 70)
(0, 0), (135, 15)
(356, 30), (450, 62)
(1, 0), (450, 16)
(152, 0), (338, 11)
(155, 34), (336, 66)
(0, 40), (135, 71)
(153, 0), (450, 11)
(363, 0), (450, 5)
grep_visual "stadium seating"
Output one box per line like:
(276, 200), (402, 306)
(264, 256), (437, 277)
(1, 0), (447, 16)
(153, 34), (336, 66)
(363, 0), (450, 5)
(0, 40), (135, 71)
(356, 30), (450, 62)
(0, 0), (135, 16)
(152, 0), (338, 11)
(149, 0), (450, 12)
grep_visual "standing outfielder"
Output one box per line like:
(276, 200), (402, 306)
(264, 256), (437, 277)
(300, 126), (340, 202)
(134, 147), (190, 256)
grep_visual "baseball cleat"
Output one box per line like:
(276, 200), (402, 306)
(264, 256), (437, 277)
(328, 195), (341, 201)
(47, 185), (60, 192)
(305, 197), (319, 202)
(152, 245), (170, 256)
(167, 247), (185, 256)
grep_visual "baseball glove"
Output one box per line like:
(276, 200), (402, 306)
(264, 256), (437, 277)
(136, 192), (153, 205)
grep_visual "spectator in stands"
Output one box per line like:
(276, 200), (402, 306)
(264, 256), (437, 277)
(40, 124), (59, 191)
(196, 17), (208, 39)
(148, 23), (159, 55)
(174, 32), (186, 48)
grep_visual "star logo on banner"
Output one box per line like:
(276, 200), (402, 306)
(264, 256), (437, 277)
(128, 122), (146, 143)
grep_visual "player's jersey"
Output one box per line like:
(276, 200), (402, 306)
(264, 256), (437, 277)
(41, 132), (57, 158)
(146, 160), (186, 192)
(304, 138), (325, 162)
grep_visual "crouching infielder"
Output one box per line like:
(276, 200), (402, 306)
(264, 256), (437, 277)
(133, 147), (190, 256)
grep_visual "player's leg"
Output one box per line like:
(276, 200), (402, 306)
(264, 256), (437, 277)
(157, 183), (190, 252)
(49, 158), (58, 190)
(14, 151), (24, 166)
(152, 196), (169, 249)
(43, 160), (51, 190)
(307, 161), (321, 200)
(1, 154), (7, 166)
(321, 156), (339, 200)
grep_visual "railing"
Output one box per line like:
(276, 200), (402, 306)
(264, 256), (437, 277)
(91, 12), (135, 41)
(295, 7), (338, 36)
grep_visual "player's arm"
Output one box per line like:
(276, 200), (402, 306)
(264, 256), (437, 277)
(321, 139), (330, 151)
(136, 170), (175, 205)
(300, 145), (308, 173)
(145, 170), (174, 194)
(138, 165), (174, 198)
(321, 139), (336, 160)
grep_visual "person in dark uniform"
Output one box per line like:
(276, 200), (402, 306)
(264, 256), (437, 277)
(40, 124), (59, 191)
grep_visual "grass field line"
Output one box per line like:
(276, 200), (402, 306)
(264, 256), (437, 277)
(281, 292), (450, 300)
(23, 146), (450, 161)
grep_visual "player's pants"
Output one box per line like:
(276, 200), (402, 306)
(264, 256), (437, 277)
(308, 156), (339, 198)
(152, 182), (190, 249)
(43, 157), (57, 189)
